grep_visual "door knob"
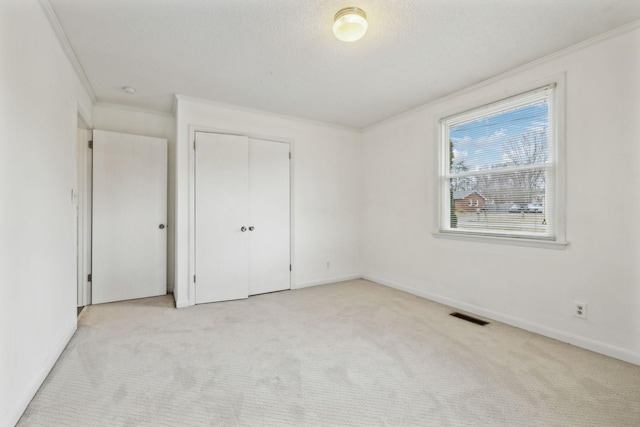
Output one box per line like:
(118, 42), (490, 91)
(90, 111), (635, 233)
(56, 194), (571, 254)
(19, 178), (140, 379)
(249, 226), (255, 231)
(240, 226), (247, 232)
(159, 224), (165, 229)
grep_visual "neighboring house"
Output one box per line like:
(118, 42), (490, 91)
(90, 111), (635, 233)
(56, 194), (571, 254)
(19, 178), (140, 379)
(453, 190), (486, 212)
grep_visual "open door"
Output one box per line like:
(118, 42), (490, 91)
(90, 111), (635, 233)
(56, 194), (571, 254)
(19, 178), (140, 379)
(92, 130), (167, 304)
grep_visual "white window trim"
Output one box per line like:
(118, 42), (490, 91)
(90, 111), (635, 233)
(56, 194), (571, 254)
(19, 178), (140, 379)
(432, 230), (569, 249)
(434, 73), (567, 249)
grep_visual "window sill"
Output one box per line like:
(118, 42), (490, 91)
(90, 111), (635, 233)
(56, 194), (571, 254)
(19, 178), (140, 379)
(432, 231), (568, 250)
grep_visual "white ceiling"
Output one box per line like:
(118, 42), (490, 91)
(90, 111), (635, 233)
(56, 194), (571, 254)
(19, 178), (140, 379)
(49, 0), (640, 129)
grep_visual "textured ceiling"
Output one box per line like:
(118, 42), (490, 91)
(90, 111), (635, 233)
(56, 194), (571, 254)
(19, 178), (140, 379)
(48, 0), (640, 129)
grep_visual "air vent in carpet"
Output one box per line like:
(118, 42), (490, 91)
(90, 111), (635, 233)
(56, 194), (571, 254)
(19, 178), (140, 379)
(450, 312), (489, 326)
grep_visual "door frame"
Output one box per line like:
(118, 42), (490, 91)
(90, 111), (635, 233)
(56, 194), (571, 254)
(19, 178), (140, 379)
(187, 125), (295, 307)
(76, 113), (92, 308)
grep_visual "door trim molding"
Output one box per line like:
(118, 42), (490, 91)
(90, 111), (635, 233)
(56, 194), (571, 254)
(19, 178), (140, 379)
(188, 126), (295, 307)
(76, 123), (92, 308)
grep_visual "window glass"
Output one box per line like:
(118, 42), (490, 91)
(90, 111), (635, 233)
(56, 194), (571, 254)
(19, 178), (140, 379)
(441, 85), (556, 239)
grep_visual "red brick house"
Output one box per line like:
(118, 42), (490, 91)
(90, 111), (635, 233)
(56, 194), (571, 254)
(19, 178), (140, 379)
(453, 190), (486, 212)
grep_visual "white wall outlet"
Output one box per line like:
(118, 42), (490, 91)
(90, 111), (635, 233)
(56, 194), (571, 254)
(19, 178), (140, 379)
(574, 301), (587, 319)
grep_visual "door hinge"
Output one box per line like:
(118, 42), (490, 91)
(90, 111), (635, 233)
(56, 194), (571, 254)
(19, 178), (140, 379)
(289, 264), (292, 271)
(289, 152), (291, 159)
(194, 275), (196, 283)
(88, 140), (93, 149)
(193, 140), (196, 150)
(87, 273), (92, 282)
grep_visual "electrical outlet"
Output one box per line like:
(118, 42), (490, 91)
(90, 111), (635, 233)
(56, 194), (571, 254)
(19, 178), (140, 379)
(574, 301), (587, 319)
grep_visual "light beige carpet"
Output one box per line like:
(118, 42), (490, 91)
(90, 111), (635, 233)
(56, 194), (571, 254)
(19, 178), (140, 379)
(18, 279), (640, 426)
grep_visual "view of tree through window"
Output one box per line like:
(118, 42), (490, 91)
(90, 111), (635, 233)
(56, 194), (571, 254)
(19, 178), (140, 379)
(441, 86), (556, 239)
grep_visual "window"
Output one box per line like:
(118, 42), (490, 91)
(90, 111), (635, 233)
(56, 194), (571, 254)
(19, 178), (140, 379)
(440, 84), (557, 240)
(468, 199), (473, 207)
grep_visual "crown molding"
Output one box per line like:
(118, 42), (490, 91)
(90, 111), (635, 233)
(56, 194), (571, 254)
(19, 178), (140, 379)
(38, 0), (97, 104)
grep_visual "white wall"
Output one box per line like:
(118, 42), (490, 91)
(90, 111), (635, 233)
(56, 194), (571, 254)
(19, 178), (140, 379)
(1, 9), (637, 427)
(0, 1), (93, 425)
(362, 25), (640, 364)
(92, 104), (176, 291)
(174, 97), (362, 307)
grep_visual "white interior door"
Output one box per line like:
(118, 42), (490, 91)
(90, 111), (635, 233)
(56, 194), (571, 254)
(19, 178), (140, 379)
(195, 132), (250, 304)
(92, 130), (167, 304)
(248, 138), (290, 295)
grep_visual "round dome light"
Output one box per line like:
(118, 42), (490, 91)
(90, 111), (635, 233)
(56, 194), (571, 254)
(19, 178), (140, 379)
(333, 7), (368, 42)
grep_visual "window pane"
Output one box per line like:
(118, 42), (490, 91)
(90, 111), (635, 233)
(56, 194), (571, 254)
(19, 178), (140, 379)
(449, 101), (549, 174)
(448, 169), (550, 236)
(441, 85), (557, 240)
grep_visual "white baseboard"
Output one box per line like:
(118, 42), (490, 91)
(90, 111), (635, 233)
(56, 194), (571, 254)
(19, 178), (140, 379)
(5, 324), (77, 427)
(294, 274), (363, 290)
(363, 274), (640, 366)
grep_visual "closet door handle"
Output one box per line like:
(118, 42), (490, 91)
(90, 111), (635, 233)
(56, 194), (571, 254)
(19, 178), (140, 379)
(240, 226), (247, 232)
(248, 226), (255, 231)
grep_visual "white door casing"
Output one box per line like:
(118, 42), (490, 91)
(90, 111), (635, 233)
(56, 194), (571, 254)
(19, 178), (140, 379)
(92, 130), (167, 304)
(75, 126), (93, 307)
(194, 132), (290, 304)
(75, 127), (83, 307)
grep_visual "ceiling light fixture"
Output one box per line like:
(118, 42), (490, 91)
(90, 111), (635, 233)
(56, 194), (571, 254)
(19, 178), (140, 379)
(333, 7), (368, 42)
(123, 86), (136, 94)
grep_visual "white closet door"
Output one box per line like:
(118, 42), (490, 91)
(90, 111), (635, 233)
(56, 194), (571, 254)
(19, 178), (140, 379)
(248, 138), (290, 295)
(195, 133), (249, 304)
(92, 130), (167, 304)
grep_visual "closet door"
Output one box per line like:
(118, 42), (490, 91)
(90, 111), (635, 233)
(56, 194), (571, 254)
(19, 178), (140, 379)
(248, 138), (290, 295)
(195, 133), (249, 304)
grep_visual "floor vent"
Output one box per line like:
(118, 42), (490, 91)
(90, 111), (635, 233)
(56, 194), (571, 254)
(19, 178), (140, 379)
(450, 312), (489, 326)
